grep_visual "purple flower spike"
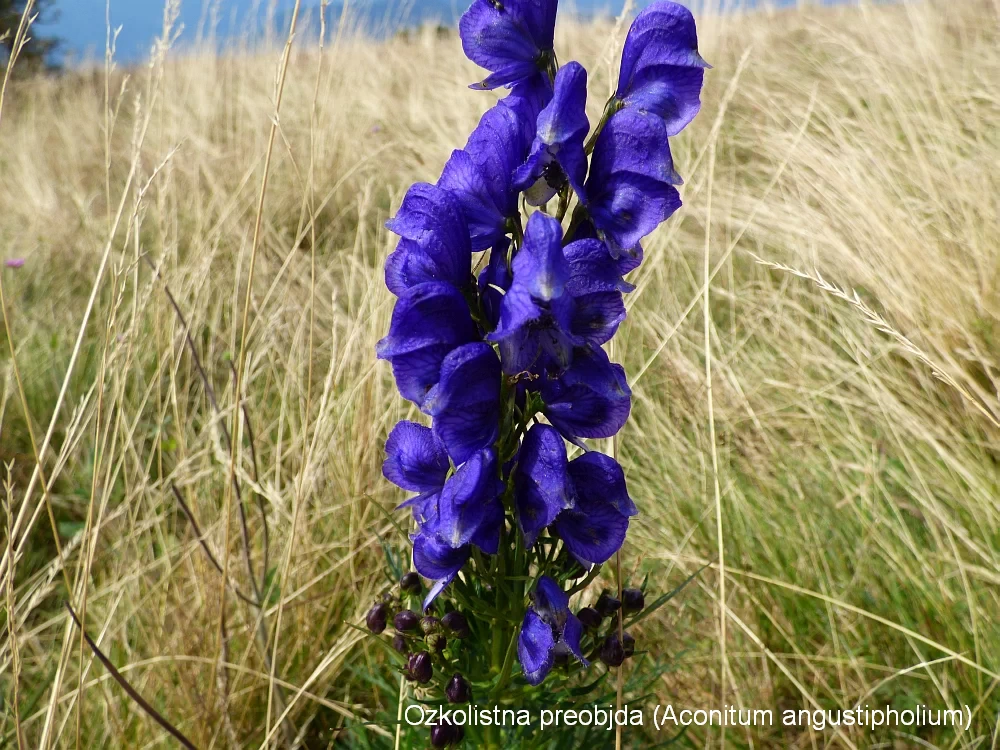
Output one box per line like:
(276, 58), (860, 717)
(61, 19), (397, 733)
(617, 1), (709, 135)
(513, 61), (590, 206)
(584, 108), (682, 259)
(5, 258), (25, 269)
(376, 282), (478, 407)
(460, 0), (558, 91)
(517, 576), (588, 685)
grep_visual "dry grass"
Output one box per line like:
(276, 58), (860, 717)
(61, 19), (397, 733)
(0, 0), (998, 747)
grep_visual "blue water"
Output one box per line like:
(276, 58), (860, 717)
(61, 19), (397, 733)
(41, 0), (805, 64)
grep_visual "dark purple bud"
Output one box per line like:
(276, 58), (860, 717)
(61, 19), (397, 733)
(576, 606), (601, 631)
(420, 616), (442, 635)
(365, 602), (388, 634)
(622, 631), (636, 659)
(446, 673), (472, 704)
(391, 633), (408, 654)
(441, 611), (470, 638)
(405, 651), (433, 684)
(599, 634), (626, 668)
(622, 588), (644, 613)
(596, 592), (622, 618)
(430, 722), (462, 747)
(400, 572), (422, 594)
(426, 632), (448, 653)
(394, 609), (420, 632)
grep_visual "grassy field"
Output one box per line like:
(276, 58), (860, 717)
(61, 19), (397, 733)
(1, 0), (999, 747)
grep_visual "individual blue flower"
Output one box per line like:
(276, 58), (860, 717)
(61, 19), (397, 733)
(563, 237), (630, 346)
(459, 0), (558, 91)
(517, 576), (588, 685)
(554, 451), (638, 565)
(383, 421), (503, 608)
(488, 212), (579, 374)
(439, 96), (537, 251)
(616, 0), (709, 135)
(583, 108), (682, 259)
(514, 423), (574, 546)
(423, 342), (502, 464)
(539, 345), (631, 443)
(375, 282), (478, 407)
(384, 184), (472, 295)
(513, 62), (590, 206)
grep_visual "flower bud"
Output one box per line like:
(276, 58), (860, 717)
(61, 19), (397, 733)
(405, 651), (433, 684)
(420, 616), (442, 635)
(441, 611), (470, 638)
(400, 572), (422, 594)
(393, 609), (420, 632)
(426, 632), (448, 653)
(391, 633), (408, 654)
(622, 631), (636, 659)
(599, 635), (626, 668)
(576, 606), (601, 631)
(446, 673), (472, 704)
(365, 602), (389, 634)
(430, 722), (463, 747)
(622, 588), (645, 613)
(596, 592), (622, 618)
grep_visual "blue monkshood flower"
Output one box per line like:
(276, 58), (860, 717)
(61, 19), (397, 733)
(459, 0), (558, 91)
(489, 214), (628, 375)
(423, 342), (502, 464)
(384, 184), (472, 295)
(513, 421), (573, 546)
(439, 94), (540, 251)
(615, 0), (709, 136)
(383, 421), (503, 607)
(376, 282), (478, 407)
(539, 345), (632, 444)
(515, 424), (637, 564)
(513, 61), (590, 206)
(517, 576), (588, 685)
(583, 107), (683, 259)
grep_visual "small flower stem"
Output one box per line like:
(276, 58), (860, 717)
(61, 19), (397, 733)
(584, 97), (624, 155)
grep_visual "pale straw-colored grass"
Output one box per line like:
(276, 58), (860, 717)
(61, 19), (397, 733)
(0, 0), (997, 747)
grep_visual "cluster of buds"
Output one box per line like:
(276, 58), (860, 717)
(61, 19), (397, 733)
(575, 587), (644, 668)
(365, 573), (474, 689)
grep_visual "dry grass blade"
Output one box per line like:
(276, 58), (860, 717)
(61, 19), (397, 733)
(63, 603), (200, 750)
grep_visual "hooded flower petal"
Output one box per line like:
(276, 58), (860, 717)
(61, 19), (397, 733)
(513, 62), (590, 205)
(553, 452), (636, 564)
(386, 182), (471, 250)
(533, 574), (570, 621)
(564, 238), (635, 295)
(616, 1), (708, 135)
(383, 185), (472, 296)
(517, 609), (555, 685)
(584, 108), (682, 258)
(558, 611), (588, 664)
(540, 346), (632, 441)
(376, 282), (478, 406)
(413, 531), (471, 610)
(423, 343), (502, 464)
(514, 424), (574, 546)
(434, 448), (504, 548)
(489, 213), (580, 374)
(439, 98), (536, 251)
(460, 0), (558, 90)
(382, 421), (450, 493)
